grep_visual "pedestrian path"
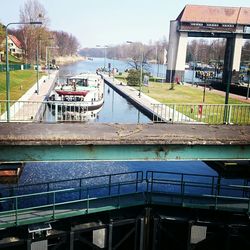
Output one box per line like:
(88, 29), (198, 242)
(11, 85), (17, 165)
(1, 71), (58, 121)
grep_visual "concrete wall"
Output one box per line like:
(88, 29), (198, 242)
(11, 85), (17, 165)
(166, 20), (188, 82)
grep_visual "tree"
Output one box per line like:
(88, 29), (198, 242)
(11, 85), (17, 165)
(126, 69), (141, 86)
(126, 69), (149, 86)
(0, 23), (4, 51)
(19, 0), (49, 62)
(0, 23), (4, 61)
(53, 31), (80, 56)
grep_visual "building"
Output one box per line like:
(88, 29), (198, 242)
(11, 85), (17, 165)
(0, 34), (24, 61)
(167, 5), (250, 83)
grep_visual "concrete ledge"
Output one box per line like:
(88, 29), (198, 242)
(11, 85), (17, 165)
(0, 123), (249, 146)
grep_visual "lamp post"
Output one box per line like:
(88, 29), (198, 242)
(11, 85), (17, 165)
(36, 41), (39, 94)
(5, 21), (42, 121)
(127, 41), (143, 97)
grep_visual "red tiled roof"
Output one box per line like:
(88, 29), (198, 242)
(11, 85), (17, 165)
(238, 7), (250, 25)
(178, 5), (250, 25)
(8, 35), (22, 49)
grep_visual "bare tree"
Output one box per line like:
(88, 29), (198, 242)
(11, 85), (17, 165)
(53, 31), (80, 56)
(19, 0), (50, 62)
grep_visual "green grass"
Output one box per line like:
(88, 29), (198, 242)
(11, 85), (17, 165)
(0, 70), (42, 100)
(142, 83), (249, 124)
(140, 82), (244, 104)
(116, 80), (249, 124)
(0, 54), (23, 64)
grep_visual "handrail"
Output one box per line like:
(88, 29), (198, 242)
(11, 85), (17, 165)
(1, 170), (143, 195)
(151, 103), (250, 124)
(0, 100), (249, 124)
(0, 170), (249, 229)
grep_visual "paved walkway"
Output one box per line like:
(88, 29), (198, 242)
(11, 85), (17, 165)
(1, 71), (58, 122)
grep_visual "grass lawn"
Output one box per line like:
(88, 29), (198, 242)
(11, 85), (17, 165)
(143, 83), (249, 124)
(0, 54), (23, 64)
(139, 82), (244, 104)
(116, 78), (249, 124)
(0, 70), (43, 100)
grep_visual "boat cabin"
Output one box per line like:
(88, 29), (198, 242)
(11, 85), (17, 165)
(67, 77), (89, 87)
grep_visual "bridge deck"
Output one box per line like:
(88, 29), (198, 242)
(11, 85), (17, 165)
(0, 123), (249, 161)
(0, 123), (249, 145)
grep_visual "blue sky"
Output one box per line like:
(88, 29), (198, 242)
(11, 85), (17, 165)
(1, 0), (250, 48)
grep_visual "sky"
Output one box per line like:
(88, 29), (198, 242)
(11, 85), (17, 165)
(1, 0), (250, 48)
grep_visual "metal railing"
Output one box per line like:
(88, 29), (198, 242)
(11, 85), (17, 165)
(1, 171), (144, 199)
(0, 100), (103, 122)
(152, 103), (250, 124)
(0, 170), (249, 229)
(146, 171), (250, 212)
(0, 100), (249, 124)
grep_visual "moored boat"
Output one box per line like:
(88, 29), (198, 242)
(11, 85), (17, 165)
(48, 73), (104, 121)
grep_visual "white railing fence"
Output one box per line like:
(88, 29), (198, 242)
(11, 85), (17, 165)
(0, 100), (249, 124)
(152, 103), (250, 125)
(0, 100), (100, 123)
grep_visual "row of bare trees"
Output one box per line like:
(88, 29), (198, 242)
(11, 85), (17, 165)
(1, 0), (80, 63)
(79, 37), (168, 65)
(80, 38), (250, 69)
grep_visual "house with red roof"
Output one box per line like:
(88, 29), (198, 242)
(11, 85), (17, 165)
(0, 34), (24, 61)
(7, 35), (24, 58)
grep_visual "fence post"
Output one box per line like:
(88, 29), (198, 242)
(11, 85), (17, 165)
(87, 189), (89, 214)
(136, 172), (139, 192)
(228, 105), (232, 124)
(172, 104), (176, 123)
(152, 104), (155, 122)
(55, 103), (58, 122)
(181, 174), (184, 206)
(53, 192), (56, 220)
(109, 175), (112, 196)
(15, 197), (18, 226)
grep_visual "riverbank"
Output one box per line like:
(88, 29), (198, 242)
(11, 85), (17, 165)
(55, 55), (86, 65)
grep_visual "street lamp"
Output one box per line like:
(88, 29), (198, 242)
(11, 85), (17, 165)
(5, 21), (42, 121)
(126, 41), (143, 97)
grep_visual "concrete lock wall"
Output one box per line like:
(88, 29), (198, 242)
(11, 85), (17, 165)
(166, 20), (188, 83)
(231, 34), (243, 83)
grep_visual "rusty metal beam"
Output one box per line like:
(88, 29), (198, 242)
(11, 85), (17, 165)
(0, 123), (249, 162)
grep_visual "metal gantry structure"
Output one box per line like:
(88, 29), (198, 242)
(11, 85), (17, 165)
(0, 170), (250, 249)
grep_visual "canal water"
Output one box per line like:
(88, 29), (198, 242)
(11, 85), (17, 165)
(0, 58), (244, 198)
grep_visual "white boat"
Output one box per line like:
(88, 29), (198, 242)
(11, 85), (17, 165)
(48, 73), (104, 120)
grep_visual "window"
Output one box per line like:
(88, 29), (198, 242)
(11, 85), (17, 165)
(206, 23), (219, 27)
(222, 24), (234, 28)
(190, 23), (203, 26)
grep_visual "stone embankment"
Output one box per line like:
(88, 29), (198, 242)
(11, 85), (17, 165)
(55, 55), (85, 65)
